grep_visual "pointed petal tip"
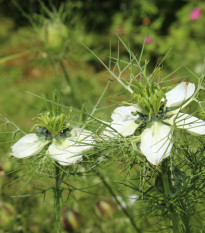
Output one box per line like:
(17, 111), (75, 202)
(11, 134), (48, 158)
(166, 82), (195, 108)
(176, 113), (205, 135)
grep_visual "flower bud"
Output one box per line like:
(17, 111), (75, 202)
(94, 200), (115, 218)
(0, 166), (5, 177)
(63, 207), (81, 232)
(145, 36), (152, 44)
(2, 160), (12, 173)
(190, 8), (202, 21)
(0, 202), (16, 228)
(40, 18), (68, 54)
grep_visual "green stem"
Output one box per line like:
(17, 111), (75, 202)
(97, 172), (141, 233)
(182, 213), (190, 233)
(161, 161), (179, 233)
(59, 60), (80, 108)
(55, 165), (63, 233)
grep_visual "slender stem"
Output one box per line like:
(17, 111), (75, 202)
(59, 60), (80, 108)
(97, 172), (141, 233)
(182, 213), (190, 233)
(55, 165), (62, 233)
(161, 161), (179, 233)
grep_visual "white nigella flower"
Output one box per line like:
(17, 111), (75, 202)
(11, 127), (95, 166)
(104, 82), (205, 166)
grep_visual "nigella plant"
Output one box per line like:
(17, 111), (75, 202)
(103, 80), (205, 165)
(9, 98), (95, 233)
(88, 40), (205, 232)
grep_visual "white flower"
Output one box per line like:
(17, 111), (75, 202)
(47, 128), (95, 166)
(11, 128), (95, 166)
(104, 82), (205, 166)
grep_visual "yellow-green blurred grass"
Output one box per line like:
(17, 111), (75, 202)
(0, 15), (205, 233)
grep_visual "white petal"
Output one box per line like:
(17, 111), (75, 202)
(102, 126), (119, 138)
(70, 127), (94, 141)
(175, 113), (205, 135)
(103, 106), (140, 138)
(48, 128), (95, 166)
(111, 106), (140, 121)
(163, 113), (205, 135)
(140, 122), (173, 166)
(113, 120), (139, 137)
(47, 143), (82, 166)
(165, 82), (195, 108)
(11, 134), (48, 158)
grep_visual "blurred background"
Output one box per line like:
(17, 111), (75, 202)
(0, 0), (204, 232)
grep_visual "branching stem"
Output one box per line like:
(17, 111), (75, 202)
(97, 172), (141, 233)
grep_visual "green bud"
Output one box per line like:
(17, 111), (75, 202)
(40, 18), (68, 54)
(0, 202), (16, 229)
(2, 161), (13, 173)
(0, 166), (5, 177)
(95, 200), (115, 218)
(63, 207), (81, 232)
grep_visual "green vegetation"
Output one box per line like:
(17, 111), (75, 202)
(0, 1), (204, 232)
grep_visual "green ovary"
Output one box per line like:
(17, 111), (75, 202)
(134, 83), (166, 120)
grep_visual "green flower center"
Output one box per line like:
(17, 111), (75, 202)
(132, 102), (171, 124)
(128, 62), (166, 121)
(36, 126), (72, 141)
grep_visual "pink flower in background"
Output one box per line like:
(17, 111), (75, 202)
(190, 8), (202, 21)
(145, 37), (152, 44)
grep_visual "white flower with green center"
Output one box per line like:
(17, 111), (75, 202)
(11, 126), (95, 166)
(104, 82), (205, 166)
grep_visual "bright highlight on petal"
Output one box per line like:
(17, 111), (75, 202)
(48, 128), (95, 166)
(103, 106), (140, 137)
(47, 143), (82, 166)
(140, 122), (173, 166)
(175, 113), (205, 135)
(11, 134), (48, 158)
(165, 82), (195, 108)
(111, 106), (140, 121)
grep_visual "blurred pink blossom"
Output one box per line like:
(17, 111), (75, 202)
(145, 37), (152, 44)
(190, 8), (202, 21)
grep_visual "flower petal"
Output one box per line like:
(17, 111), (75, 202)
(11, 134), (48, 158)
(108, 120), (139, 137)
(103, 106), (140, 138)
(48, 128), (95, 166)
(111, 106), (140, 121)
(165, 82), (195, 108)
(140, 122), (173, 166)
(163, 113), (205, 135)
(175, 113), (205, 135)
(47, 144), (82, 166)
